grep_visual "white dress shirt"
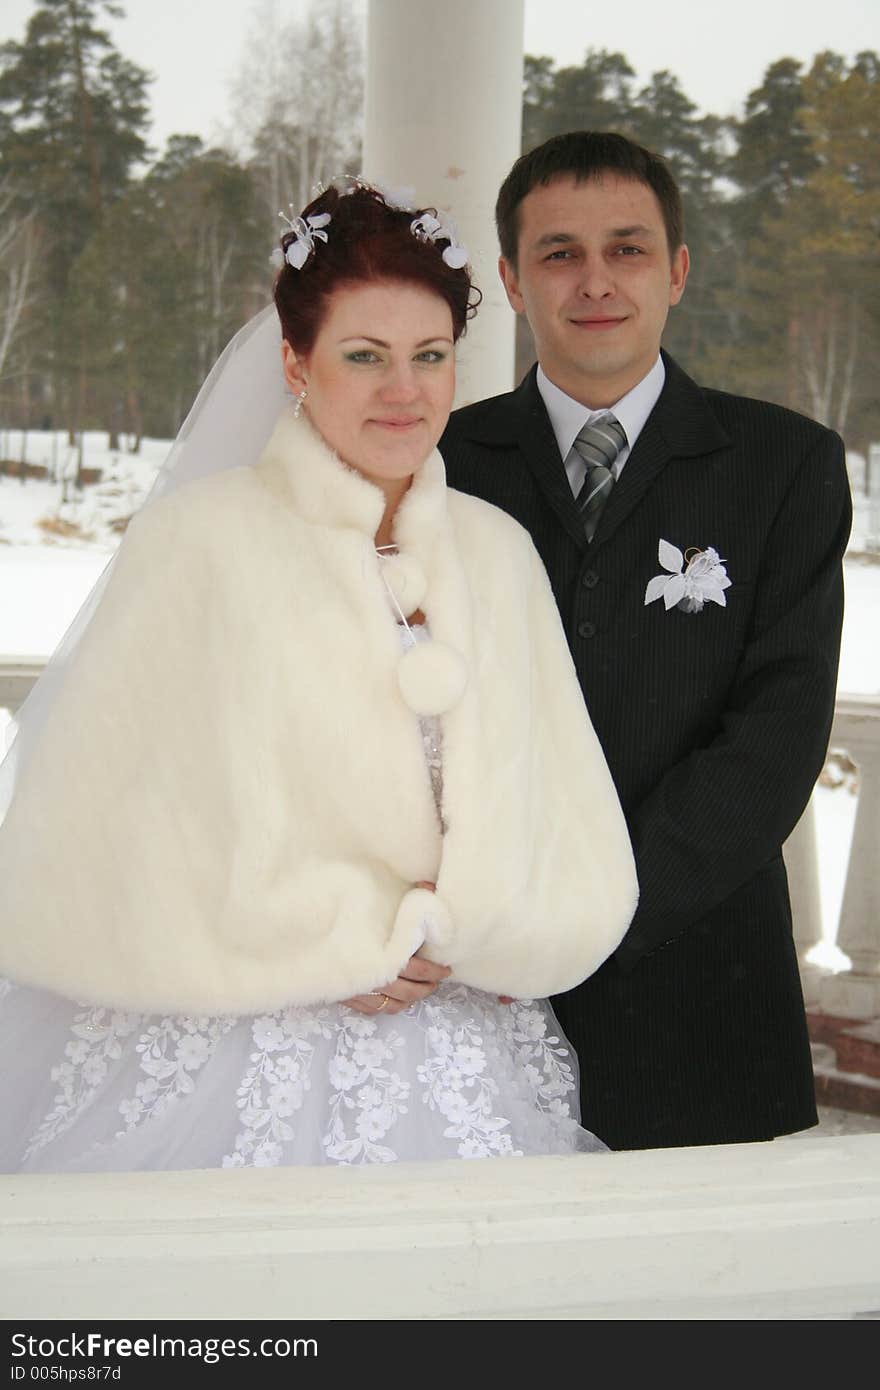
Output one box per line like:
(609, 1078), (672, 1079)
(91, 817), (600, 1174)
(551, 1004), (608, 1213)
(536, 357), (666, 498)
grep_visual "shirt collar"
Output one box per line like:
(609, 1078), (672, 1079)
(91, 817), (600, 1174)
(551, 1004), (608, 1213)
(537, 356), (666, 462)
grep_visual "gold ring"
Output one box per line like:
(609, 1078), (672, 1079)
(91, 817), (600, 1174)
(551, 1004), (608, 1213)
(375, 993), (392, 1013)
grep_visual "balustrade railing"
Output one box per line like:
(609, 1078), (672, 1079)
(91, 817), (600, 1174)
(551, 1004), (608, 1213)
(2, 1135), (880, 1319)
(0, 658), (41, 716)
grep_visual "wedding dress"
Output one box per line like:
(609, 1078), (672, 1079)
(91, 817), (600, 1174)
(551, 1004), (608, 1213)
(0, 625), (606, 1172)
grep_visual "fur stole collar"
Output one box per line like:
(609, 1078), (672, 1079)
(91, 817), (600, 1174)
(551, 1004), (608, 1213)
(0, 408), (637, 1012)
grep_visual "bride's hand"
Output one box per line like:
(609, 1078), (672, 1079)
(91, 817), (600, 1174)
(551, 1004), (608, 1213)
(343, 880), (451, 1015)
(341, 879), (512, 1012)
(343, 953), (451, 1016)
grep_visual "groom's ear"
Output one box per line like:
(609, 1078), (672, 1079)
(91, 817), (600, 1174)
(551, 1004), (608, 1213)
(281, 340), (307, 394)
(668, 243), (690, 306)
(498, 256), (525, 315)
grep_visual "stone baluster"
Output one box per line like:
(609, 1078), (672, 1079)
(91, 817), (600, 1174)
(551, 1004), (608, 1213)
(784, 799), (827, 1006)
(820, 696), (880, 1019)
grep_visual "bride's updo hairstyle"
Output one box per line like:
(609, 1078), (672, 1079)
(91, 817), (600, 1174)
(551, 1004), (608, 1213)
(272, 182), (480, 354)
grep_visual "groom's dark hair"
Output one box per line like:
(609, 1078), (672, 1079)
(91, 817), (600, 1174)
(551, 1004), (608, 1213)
(496, 131), (684, 265)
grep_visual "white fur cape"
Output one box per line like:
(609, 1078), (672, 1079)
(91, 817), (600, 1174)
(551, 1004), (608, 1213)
(0, 410), (637, 1013)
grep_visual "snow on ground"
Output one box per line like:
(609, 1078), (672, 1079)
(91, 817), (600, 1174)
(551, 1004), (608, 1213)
(0, 432), (877, 949)
(0, 430), (166, 551)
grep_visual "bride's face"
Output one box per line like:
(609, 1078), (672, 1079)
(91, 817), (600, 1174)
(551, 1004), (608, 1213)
(282, 280), (456, 483)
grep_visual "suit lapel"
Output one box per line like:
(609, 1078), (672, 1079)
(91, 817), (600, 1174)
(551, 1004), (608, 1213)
(589, 408), (674, 552)
(590, 353), (731, 555)
(455, 367), (587, 550)
(513, 372), (588, 550)
(453, 354), (731, 555)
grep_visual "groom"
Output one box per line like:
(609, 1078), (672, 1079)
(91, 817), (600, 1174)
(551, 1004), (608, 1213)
(440, 131), (851, 1150)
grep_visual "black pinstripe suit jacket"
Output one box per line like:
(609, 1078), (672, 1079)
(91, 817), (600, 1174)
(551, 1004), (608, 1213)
(441, 353), (852, 1149)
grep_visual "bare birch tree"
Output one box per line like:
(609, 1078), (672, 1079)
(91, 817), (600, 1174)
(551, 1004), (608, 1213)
(227, 0), (364, 228)
(0, 181), (39, 384)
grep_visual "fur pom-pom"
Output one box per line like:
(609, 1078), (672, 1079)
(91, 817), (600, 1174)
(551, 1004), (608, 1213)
(378, 552), (427, 616)
(397, 639), (467, 716)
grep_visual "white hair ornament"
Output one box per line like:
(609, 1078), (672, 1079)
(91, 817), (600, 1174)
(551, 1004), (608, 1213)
(269, 181), (470, 273)
(409, 211), (469, 268)
(273, 210), (333, 270)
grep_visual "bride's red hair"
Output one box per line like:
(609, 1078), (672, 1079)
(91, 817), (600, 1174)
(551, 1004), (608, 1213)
(273, 184), (480, 354)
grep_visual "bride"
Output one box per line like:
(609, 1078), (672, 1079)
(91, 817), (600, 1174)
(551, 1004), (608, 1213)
(0, 181), (637, 1171)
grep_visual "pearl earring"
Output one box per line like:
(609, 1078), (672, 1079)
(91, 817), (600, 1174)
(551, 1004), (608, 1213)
(293, 388), (308, 419)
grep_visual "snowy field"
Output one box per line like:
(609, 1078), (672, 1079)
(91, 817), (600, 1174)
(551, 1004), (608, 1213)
(0, 430), (877, 954)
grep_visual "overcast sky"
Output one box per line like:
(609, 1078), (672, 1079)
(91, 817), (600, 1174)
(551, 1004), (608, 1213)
(1, 0), (877, 153)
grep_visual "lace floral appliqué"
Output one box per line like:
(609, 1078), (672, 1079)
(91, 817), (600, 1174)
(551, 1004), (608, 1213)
(25, 1005), (141, 1158)
(121, 1014), (236, 1134)
(322, 1013), (411, 1164)
(496, 998), (578, 1127)
(223, 1007), (334, 1167)
(416, 987), (577, 1159)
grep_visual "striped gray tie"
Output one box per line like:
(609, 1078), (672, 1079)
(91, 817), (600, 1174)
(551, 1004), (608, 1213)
(572, 413), (626, 543)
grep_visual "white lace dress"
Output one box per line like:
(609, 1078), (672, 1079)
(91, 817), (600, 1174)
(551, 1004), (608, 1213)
(0, 626), (606, 1172)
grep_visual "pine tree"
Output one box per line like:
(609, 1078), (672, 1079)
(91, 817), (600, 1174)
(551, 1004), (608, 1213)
(730, 57), (819, 240)
(628, 71), (729, 377)
(0, 0), (151, 293)
(721, 51), (880, 444)
(0, 0), (151, 435)
(522, 49), (636, 153)
(71, 137), (266, 444)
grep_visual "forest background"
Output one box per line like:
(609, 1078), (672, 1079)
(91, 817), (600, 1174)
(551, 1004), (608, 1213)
(0, 0), (878, 473)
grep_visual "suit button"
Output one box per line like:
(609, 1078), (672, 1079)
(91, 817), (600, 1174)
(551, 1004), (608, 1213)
(581, 570), (599, 589)
(577, 620), (596, 639)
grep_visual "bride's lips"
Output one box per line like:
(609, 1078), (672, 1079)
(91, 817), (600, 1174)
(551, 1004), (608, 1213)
(369, 417), (422, 430)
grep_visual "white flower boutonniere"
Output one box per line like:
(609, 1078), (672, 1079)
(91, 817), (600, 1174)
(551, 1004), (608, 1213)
(645, 540), (731, 613)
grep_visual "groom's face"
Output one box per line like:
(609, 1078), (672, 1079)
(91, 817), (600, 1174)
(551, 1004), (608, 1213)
(499, 173), (689, 408)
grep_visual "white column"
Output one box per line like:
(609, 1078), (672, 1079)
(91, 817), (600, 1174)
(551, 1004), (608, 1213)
(363, 0), (524, 406)
(820, 698), (880, 1018)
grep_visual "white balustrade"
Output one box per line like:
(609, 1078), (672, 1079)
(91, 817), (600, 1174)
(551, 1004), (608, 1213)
(820, 696), (880, 1018)
(785, 801), (826, 1006)
(0, 657), (41, 715)
(2, 1137), (879, 1320)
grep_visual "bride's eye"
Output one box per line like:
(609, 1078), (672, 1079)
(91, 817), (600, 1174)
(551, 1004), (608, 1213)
(345, 349), (381, 364)
(415, 350), (447, 364)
